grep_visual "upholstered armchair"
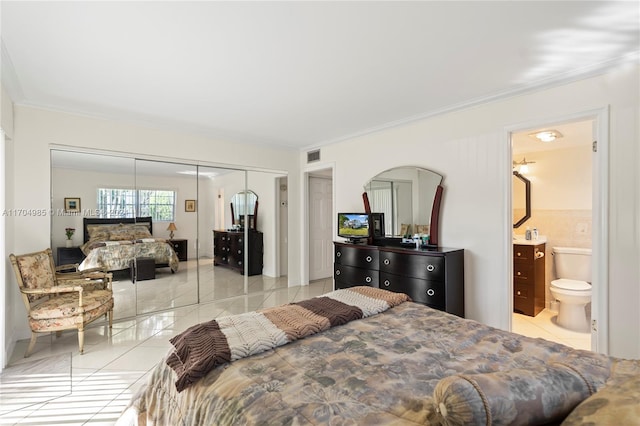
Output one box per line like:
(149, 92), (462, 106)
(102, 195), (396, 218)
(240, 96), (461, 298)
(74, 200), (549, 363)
(9, 248), (114, 357)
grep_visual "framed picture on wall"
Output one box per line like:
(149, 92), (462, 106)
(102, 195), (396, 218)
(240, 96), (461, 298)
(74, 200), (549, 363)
(64, 197), (81, 213)
(185, 200), (196, 212)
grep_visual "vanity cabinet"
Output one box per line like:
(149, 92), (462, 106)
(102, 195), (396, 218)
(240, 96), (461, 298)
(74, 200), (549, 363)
(334, 242), (464, 317)
(213, 230), (263, 276)
(513, 243), (546, 316)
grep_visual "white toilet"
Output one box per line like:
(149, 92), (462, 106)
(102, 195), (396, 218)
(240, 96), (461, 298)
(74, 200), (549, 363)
(550, 247), (592, 332)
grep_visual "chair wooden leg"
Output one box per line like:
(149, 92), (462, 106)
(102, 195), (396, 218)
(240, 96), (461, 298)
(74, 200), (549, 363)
(108, 309), (113, 329)
(78, 326), (85, 355)
(24, 332), (38, 358)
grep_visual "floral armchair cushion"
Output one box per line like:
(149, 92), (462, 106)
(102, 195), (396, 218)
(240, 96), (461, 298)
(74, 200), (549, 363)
(15, 250), (56, 302)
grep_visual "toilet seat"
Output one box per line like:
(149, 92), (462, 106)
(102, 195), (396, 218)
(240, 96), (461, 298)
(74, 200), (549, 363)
(551, 278), (591, 291)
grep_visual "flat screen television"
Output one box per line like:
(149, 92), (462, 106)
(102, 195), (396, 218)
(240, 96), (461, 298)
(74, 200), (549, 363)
(337, 213), (370, 243)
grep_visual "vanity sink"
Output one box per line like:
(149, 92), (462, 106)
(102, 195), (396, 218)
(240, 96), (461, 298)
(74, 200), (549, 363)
(513, 235), (547, 245)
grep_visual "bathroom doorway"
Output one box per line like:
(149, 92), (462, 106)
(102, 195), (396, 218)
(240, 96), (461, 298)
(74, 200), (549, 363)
(510, 116), (602, 351)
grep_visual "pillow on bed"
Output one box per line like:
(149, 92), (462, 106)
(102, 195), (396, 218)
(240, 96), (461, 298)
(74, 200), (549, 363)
(86, 224), (113, 241)
(109, 224), (136, 241)
(131, 224), (152, 239)
(561, 371), (640, 425)
(432, 363), (594, 426)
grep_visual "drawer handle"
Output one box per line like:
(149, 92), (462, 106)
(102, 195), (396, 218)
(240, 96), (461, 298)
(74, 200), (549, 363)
(239, 238), (243, 243)
(517, 291), (521, 296)
(427, 264), (435, 272)
(365, 276), (372, 283)
(426, 289), (435, 296)
(517, 271), (521, 276)
(516, 252), (521, 257)
(336, 269), (341, 276)
(383, 280), (390, 287)
(365, 256), (372, 262)
(238, 261), (242, 265)
(238, 250), (242, 254)
(336, 251), (342, 257)
(383, 259), (390, 265)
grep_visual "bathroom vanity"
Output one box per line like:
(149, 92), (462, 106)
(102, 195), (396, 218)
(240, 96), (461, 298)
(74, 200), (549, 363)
(513, 239), (546, 316)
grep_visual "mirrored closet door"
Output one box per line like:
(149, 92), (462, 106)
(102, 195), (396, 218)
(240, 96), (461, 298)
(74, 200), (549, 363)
(51, 148), (287, 320)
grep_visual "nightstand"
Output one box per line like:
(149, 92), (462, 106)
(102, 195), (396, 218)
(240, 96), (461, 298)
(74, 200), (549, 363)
(169, 239), (188, 261)
(57, 246), (85, 266)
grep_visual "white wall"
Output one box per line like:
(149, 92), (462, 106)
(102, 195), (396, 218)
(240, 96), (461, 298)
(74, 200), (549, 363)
(7, 106), (300, 346)
(308, 64), (639, 358)
(51, 167), (201, 257)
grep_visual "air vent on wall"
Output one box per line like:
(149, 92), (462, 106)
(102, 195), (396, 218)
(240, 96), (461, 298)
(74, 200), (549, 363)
(307, 149), (320, 163)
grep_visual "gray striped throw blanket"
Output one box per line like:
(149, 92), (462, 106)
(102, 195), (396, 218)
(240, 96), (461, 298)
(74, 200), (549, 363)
(166, 286), (411, 392)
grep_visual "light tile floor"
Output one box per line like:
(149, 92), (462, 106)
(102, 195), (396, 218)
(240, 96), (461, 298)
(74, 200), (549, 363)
(1, 265), (333, 426)
(2, 260), (591, 425)
(512, 309), (592, 351)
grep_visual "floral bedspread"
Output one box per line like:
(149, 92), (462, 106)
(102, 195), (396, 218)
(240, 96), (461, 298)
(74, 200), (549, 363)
(119, 301), (620, 426)
(78, 239), (179, 273)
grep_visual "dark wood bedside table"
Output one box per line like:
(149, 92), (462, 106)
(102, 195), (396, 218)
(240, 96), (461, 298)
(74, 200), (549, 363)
(57, 246), (85, 266)
(168, 239), (188, 261)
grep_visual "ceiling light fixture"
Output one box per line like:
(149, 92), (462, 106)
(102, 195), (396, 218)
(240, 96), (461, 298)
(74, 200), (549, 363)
(529, 130), (563, 143)
(513, 157), (536, 174)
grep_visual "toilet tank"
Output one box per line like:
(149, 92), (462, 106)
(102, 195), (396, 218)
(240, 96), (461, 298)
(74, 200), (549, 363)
(553, 247), (592, 282)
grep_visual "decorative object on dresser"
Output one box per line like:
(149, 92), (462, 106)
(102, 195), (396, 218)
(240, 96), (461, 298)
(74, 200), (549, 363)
(213, 230), (263, 275)
(166, 222), (177, 239)
(230, 189), (259, 230)
(168, 239), (187, 261)
(64, 227), (75, 247)
(513, 241), (546, 316)
(334, 241), (464, 317)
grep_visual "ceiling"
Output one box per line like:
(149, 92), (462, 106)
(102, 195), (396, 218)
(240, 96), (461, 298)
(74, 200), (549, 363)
(2, 1), (638, 150)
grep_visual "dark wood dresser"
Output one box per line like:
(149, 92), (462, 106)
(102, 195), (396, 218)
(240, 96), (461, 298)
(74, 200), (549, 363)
(213, 230), (263, 276)
(513, 242), (546, 316)
(334, 242), (464, 317)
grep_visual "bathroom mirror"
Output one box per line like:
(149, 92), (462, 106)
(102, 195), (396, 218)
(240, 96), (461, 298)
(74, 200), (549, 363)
(364, 166), (443, 245)
(513, 171), (531, 228)
(231, 189), (258, 229)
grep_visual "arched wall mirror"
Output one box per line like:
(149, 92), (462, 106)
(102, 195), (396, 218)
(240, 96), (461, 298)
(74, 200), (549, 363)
(513, 171), (531, 228)
(364, 166), (443, 245)
(230, 190), (258, 230)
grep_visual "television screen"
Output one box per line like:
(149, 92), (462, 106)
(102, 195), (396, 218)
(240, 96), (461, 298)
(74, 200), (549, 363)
(337, 213), (370, 241)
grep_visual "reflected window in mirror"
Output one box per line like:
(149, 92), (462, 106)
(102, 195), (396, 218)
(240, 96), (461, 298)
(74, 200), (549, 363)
(364, 166), (443, 244)
(231, 190), (258, 230)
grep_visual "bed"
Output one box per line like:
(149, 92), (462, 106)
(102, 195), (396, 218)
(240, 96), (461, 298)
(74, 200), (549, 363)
(118, 287), (640, 426)
(78, 217), (179, 274)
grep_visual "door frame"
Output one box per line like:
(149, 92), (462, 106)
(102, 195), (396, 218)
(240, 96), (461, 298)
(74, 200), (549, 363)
(505, 106), (609, 354)
(301, 162), (335, 286)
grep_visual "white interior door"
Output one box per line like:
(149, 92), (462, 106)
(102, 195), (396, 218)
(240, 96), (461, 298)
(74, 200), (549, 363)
(309, 175), (333, 281)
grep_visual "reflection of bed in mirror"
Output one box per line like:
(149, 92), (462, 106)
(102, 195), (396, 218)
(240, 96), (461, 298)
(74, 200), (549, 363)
(79, 217), (179, 274)
(363, 166), (443, 245)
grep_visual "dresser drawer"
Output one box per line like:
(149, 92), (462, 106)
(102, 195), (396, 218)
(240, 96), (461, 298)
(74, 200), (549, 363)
(335, 245), (379, 268)
(513, 263), (533, 280)
(379, 251), (444, 281)
(379, 272), (445, 308)
(514, 283), (533, 314)
(334, 264), (379, 288)
(513, 245), (534, 262)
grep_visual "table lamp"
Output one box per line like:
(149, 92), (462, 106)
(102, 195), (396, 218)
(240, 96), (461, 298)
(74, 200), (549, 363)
(167, 222), (177, 240)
